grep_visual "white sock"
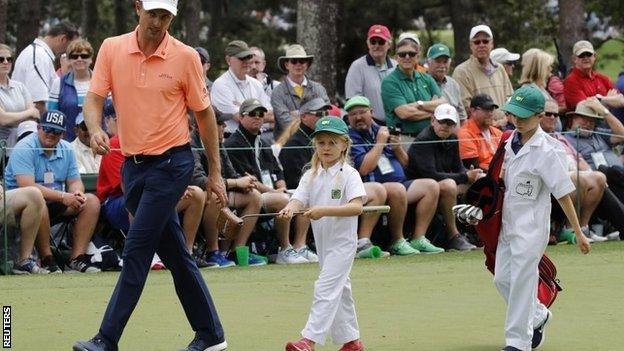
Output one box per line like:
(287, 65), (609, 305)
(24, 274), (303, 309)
(357, 238), (371, 248)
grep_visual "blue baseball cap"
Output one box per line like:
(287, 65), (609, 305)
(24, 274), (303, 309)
(40, 110), (67, 131)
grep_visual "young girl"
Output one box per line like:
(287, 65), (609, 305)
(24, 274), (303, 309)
(280, 117), (366, 351)
(496, 85), (591, 351)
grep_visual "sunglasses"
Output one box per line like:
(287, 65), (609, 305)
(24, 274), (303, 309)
(369, 38), (386, 46)
(69, 53), (91, 60)
(246, 111), (265, 118)
(289, 58), (310, 65)
(41, 126), (64, 135)
(238, 55), (254, 61)
(0, 56), (13, 63)
(577, 52), (593, 59)
(472, 39), (490, 45)
(544, 112), (559, 118)
(309, 110), (328, 117)
(397, 51), (418, 58)
(438, 119), (456, 126)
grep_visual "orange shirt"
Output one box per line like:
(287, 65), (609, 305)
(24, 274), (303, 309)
(89, 28), (210, 155)
(457, 118), (502, 171)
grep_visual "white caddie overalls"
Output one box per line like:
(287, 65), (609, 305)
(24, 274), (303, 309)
(291, 162), (367, 345)
(494, 127), (575, 350)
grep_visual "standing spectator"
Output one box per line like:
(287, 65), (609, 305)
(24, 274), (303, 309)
(0, 44), (40, 155)
(426, 43), (467, 124)
(406, 104), (482, 251)
(381, 35), (446, 141)
(194, 47), (213, 92)
(211, 40), (273, 134)
(271, 44), (329, 139)
(250, 46), (279, 97)
(48, 39), (94, 141)
(12, 21), (79, 114)
(490, 48), (520, 77)
(519, 48), (562, 131)
(345, 24), (396, 124)
(71, 113), (101, 173)
(457, 94), (503, 171)
(397, 32), (428, 73)
(452, 25), (513, 128)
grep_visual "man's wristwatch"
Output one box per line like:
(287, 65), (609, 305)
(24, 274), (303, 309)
(416, 100), (424, 110)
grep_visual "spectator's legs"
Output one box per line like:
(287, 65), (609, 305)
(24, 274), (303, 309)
(66, 193), (100, 259)
(381, 182), (408, 242)
(176, 185), (206, 252)
(358, 182), (387, 239)
(201, 192), (221, 252)
(293, 216), (310, 249)
(11, 187), (44, 261)
(438, 179), (460, 238)
(405, 179), (439, 238)
(261, 192), (291, 248)
(570, 172), (606, 227)
(35, 207), (53, 258)
(231, 189), (262, 247)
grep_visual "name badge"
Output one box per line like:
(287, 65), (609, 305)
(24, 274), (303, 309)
(331, 189), (342, 199)
(510, 174), (541, 200)
(44, 171), (55, 187)
(590, 152), (608, 169)
(260, 170), (273, 188)
(378, 155), (394, 175)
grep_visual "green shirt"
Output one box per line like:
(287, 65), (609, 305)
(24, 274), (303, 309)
(381, 68), (441, 134)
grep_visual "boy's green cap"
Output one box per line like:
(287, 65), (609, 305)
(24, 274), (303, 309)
(344, 95), (371, 111)
(311, 117), (349, 137)
(501, 85), (545, 119)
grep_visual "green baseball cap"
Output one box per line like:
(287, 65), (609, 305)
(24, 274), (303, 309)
(501, 85), (545, 119)
(427, 43), (451, 60)
(344, 95), (371, 111)
(311, 117), (349, 137)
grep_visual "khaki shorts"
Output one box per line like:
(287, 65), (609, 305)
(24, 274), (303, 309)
(0, 189), (18, 227)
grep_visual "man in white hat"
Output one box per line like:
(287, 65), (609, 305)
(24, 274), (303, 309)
(490, 47), (520, 77)
(270, 44), (329, 139)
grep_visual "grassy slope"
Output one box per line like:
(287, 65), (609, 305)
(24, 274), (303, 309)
(2, 241), (623, 350)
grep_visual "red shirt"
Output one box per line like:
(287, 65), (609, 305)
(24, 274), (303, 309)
(564, 67), (613, 110)
(96, 136), (124, 202)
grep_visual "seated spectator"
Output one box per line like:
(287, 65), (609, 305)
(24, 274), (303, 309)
(564, 40), (624, 111)
(70, 113), (101, 173)
(271, 44), (329, 139)
(426, 43), (467, 124)
(250, 46), (279, 98)
(224, 99), (313, 264)
(16, 120), (38, 142)
(4, 110), (100, 273)
(194, 47), (213, 92)
(381, 33), (446, 142)
(1, 183), (47, 274)
(458, 94), (503, 171)
(490, 47), (520, 77)
(346, 95), (442, 254)
(406, 104), (483, 250)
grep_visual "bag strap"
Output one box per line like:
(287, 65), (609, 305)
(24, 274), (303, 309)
(486, 129), (513, 179)
(31, 43), (50, 89)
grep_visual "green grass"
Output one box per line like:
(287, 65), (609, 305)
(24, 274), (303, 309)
(2, 241), (623, 350)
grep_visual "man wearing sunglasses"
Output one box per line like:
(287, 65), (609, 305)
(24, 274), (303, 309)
(564, 40), (624, 111)
(452, 24), (513, 124)
(345, 24), (396, 125)
(70, 113), (101, 174)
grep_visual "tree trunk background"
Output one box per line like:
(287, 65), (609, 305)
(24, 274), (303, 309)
(297, 0), (339, 100)
(81, 0), (98, 41)
(558, 0), (586, 74)
(184, 0), (201, 46)
(17, 0), (41, 53)
(113, 0), (130, 35)
(0, 0), (7, 44)
(449, 0), (479, 63)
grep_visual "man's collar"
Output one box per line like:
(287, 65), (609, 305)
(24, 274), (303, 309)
(33, 38), (55, 59)
(238, 125), (258, 140)
(128, 26), (170, 59)
(365, 53), (394, 68)
(228, 68), (249, 84)
(573, 66), (594, 78)
(299, 122), (315, 135)
(35, 136), (61, 158)
(287, 75), (308, 87)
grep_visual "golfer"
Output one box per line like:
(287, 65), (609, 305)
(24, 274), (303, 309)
(73, 1), (228, 350)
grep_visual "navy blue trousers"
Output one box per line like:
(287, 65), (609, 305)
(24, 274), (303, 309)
(98, 147), (224, 348)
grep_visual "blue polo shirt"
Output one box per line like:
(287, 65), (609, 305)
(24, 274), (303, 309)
(349, 124), (406, 183)
(4, 133), (80, 190)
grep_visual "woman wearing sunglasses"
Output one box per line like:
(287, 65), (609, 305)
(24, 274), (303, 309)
(48, 39), (94, 142)
(0, 43), (41, 155)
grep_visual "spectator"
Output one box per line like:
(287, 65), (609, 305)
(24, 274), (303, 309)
(0, 43), (40, 155)
(271, 44), (329, 139)
(224, 99), (312, 264)
(71, 113), (101, 173)
(12, 20), (79, 114)
(345, 24), (396, 124)
(452, 25), (513, 128)
(612, 71), (624, 124)
(48, 39), (94, 141)
(490, 47), (520, 77)
(346, 95), (443, 254)
(194, 47), (213, 91)
(519, 48), (562, 131)
(1, 183), (47, 274)
(102, 99), (117, 136)
(397, 32), (428, 73)
(4, 110), (100, 273)
(458, 94), (503, 171)
(564, 40), (624, 111)
(249, 46), (279, 97)
(381, 34), (446, 142)
(426, 43), (467, 124)
(16, 120), (38, 142)
(211, 40), (273, 134)
(406, 104), (482, 250)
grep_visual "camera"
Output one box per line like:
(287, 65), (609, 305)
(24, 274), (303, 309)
(388, 124), (401, 136)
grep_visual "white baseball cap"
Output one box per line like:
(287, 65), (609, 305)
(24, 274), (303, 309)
(398, 32), (420, 46)
(490, 48), (520, 64)
(17, 120), (38, 139)
(469, 25), (493, 40)
(142, 0), (178, 16)
(434, 103), (459, 125)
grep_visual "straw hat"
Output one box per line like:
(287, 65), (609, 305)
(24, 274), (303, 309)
(277, 44), (314, 73)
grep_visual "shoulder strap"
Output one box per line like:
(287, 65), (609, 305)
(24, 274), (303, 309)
(31, 43), (50, 89)
(486, 130), (513, 179)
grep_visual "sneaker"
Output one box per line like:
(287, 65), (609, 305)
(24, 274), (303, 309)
(296, 245), (319, 263)
(532, 310), (552, 349)
(180, 333), (227, 351)
(285, 338), (314, 351)
(447, 234), (478, 251)
(339, 339), (364, 351)
(276, 246), (308, 264)
(606, 231), (621, 241)
(582, 226), (607, 243)
(151, 253), (166, 270)
(501, 347), (522, 351)
(73, 335), (113, 351)
(410, 236), (444, 254)
(195, 255), (218, 269)
(67, 254), (101, 273)
(248, 254), (267, 266)
(12, 258), (49, 275)
(205, 250), (236, 268)
(41, 255), (62, 274)
(390, 238), (420, 256)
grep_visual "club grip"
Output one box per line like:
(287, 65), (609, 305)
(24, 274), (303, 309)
(361, 205), (390, 213)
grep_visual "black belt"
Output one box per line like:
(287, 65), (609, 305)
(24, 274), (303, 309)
(126, 143), (190, 164)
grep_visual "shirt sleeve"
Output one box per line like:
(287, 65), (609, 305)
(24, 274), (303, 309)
(89, 38), (113, 98)
(47, 76), (61, 111)
(539, 144), (576, 199)
(344, 61), (363, 99)
(381, 76), (408, 118)
(451, 65), (474, 111)
(291, 170), (311, 207)
(16, 81), (33, 107)
(425, 74), (442, 97)
(184, 48), (211, 112)
(210, 79), (240, 115)
(457, 128), (479, 159)
(563, 75), (587, 110)
(343, 167), (367, 203)
(270, 85), (293, 133)
(66, 148), (81, 181)
(7, 147), (36, 178)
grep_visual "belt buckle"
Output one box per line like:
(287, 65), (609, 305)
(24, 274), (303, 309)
(132, 154), (143, 164)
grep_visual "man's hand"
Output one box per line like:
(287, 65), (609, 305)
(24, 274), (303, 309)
(388, 134), (401, 149)
(61, 192), (84, 210)
(576, 232), (591, 254)
(236, 175), (256, 192)
(376, 126), (390, 144)
(466, 166), (484, 183)
(207, 174), (227, 206)
(90, 129), (110, 155)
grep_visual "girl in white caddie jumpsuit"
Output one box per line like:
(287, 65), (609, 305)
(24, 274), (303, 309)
(281, 117), (367, 351)
(495, 86), (591, 351)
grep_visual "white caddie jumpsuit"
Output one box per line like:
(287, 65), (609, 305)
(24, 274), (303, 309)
(495, 127), (575, 351)
(291, 162), (367, 345)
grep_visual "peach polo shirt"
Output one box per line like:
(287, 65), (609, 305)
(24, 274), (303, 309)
(89, 28), (210, 155)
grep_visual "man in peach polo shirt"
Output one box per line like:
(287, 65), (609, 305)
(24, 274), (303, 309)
(458, 94), (502, 171)
(74, 1), (228, 351)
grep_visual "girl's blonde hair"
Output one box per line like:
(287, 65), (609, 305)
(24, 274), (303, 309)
(307, 132), (352, 176)
(519, 48), (554, 87)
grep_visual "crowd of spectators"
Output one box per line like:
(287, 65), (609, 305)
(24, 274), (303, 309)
(1, 20), (624, 275)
